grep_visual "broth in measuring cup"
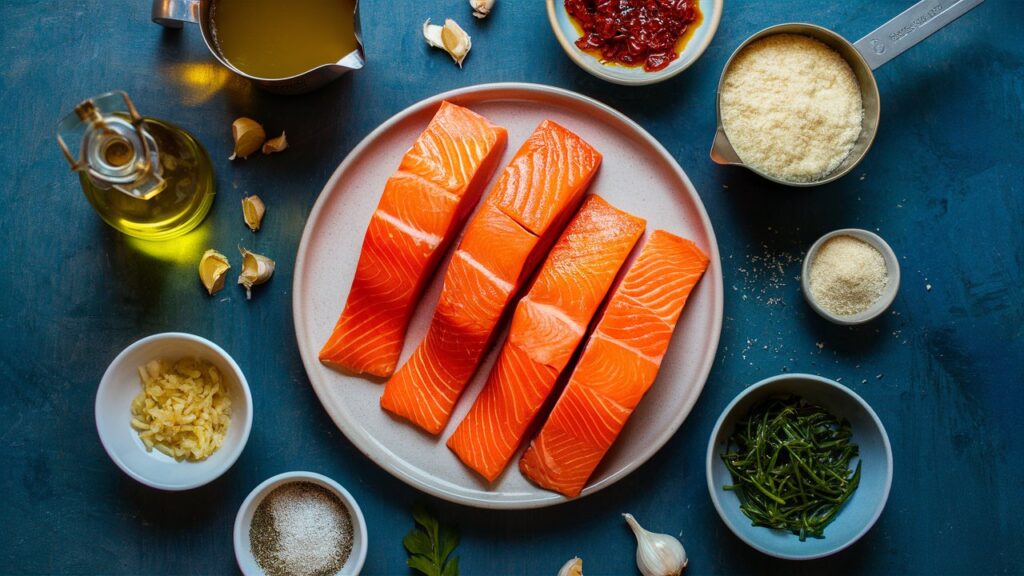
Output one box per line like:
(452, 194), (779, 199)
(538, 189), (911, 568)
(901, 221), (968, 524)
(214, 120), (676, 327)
(210, 0), (358, 79)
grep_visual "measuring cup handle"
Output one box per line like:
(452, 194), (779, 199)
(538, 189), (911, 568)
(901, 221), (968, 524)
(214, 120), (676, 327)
(152, 0), (199, 28)
(853, 0), (984, 70)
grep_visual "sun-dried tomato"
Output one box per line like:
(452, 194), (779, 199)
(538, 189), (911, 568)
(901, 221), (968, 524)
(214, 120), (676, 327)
(565, 0), (700, 72)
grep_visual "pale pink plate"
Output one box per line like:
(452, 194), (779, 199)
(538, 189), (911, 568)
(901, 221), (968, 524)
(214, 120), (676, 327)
(293, 83), (723, 509)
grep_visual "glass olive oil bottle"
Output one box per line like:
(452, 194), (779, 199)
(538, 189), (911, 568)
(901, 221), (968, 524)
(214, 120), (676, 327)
(57, 92), (215, 241)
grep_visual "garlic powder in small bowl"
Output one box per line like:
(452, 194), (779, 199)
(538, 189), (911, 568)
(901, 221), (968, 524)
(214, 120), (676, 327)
(801, 229), (900, 325)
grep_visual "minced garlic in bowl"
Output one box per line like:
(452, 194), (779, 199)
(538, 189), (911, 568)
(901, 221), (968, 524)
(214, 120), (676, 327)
(130, 358), (232, 461)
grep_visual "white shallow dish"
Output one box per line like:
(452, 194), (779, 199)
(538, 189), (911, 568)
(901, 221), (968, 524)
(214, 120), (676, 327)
(234, 471), (368, 576)
(547, 0), (722, 85)
(95, 332), (253, 490)
(293, 82), (723, 509)
(801, 228), (900, 325)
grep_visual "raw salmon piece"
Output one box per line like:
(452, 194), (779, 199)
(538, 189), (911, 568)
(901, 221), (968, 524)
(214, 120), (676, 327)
(319, 102), (507, 378)
(381, 120), (602, 434)
(519, 230), (709, 497)
(447, 196), (645, 481)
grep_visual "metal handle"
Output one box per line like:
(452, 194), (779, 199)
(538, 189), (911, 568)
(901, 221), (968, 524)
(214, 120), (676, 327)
(152, 0), (199, 28)
(853, 0), (984, 70)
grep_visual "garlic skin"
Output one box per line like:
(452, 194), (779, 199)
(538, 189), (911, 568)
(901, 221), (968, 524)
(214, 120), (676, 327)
(237, 248), (275, 300)
(470, 0), (494, 19)
(423, 18), (472, 67)
(242, 195), (266, 232)
(557, 557), (583, 576)
(262, 131), (287, 154)
(229, 117), (266, 160)
(623, 513), (687, 576)
(198, 249), (230, 295)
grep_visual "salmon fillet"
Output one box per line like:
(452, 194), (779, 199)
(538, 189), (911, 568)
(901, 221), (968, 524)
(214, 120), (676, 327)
(319, 102), (508, 378)
(519, 230), (709, 497)
(447, 196), (645, 481)
(380, 120), (603, 434)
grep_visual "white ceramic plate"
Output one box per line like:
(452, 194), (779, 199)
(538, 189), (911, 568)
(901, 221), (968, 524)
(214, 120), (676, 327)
(293, 83), (723, 509)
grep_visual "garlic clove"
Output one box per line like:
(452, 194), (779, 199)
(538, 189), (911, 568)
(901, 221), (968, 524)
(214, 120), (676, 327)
(470, 0), (494, 19)
(623, 513), (688, 576)
(557, 557), (583, 576)
(198, 249), (231, 295)
(262, 131), (287, 155)
(441, 19), (472, 66)
(237, 247), (275, 300)
(242, 195), (266, 232)
(423, 18), (472, 67)
(229, 117), (266, 160)
(423, 19), (445, 49)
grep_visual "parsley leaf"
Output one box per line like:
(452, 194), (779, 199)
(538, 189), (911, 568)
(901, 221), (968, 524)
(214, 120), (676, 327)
(404, 505), (460, 576)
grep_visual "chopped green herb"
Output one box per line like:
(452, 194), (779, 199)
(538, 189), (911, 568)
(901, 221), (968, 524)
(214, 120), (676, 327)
(403, 505), (460, 576)
(721, 395), (861, 541)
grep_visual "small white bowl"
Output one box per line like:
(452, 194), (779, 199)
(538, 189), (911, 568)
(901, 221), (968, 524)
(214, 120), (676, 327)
(801, 229), (900, 325)
(547, 0), (723, 85)
(95, 332), (253, 490)
(234, 471), (368, 576)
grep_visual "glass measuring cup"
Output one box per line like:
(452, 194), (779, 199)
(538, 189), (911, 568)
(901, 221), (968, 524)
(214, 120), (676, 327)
(710, 0), (984, 187)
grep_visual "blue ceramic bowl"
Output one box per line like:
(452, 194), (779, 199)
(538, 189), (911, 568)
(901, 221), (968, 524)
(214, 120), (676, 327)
(706, 374), (893, 560)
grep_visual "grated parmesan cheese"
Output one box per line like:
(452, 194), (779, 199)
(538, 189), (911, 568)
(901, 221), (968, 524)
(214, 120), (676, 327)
(720, 34), (863, 183)
(130, 358), (231, 461)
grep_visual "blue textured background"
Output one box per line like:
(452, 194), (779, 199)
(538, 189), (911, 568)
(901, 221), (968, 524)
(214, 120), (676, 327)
(1, 1), (1021, 574)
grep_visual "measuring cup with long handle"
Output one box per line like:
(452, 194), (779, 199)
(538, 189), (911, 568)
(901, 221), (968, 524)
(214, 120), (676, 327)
(710, 0), (985, 186)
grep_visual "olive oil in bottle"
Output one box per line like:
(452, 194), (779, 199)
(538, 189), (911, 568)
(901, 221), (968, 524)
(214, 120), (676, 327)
(57, 91), (215, 241)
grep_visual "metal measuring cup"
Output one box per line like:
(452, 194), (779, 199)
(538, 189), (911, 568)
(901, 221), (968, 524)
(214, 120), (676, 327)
(151, 0), (364, 95)
(710, 0), (984, 187)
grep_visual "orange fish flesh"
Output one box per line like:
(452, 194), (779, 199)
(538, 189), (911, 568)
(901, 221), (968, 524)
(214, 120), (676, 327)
(319, 102), (507, 378)
(519, 230), (709, 497)
(447, 195), (646, 481)
(380, 120), (603, 434)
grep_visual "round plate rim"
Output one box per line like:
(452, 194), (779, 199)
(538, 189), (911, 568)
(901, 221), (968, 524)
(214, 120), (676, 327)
(293, 82), (723, 509)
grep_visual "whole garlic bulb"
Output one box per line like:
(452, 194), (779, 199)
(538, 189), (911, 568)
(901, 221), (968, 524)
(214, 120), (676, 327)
(623, 513), (687, 576)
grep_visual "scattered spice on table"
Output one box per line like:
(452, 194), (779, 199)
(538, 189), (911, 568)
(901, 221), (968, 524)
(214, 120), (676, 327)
(808, 235), (888, 316)
(250, 482), (353, 576)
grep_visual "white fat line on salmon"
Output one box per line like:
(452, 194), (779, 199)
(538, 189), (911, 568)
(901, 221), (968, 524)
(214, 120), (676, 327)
(519, 298), (585, 336)
(455, 250), (515, 294)
(375, 210), (443, 249)
(590, 332), (663, 366)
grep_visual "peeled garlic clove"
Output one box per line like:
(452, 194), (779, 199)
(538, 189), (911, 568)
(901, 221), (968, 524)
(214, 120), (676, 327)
(237, 248), (275, 300)
(441, 19), (472, 66)
(557, 557), (583, 576)
(242, 195), (266, 232)
(262, 131), (287, 155)
(470, 0), (494, 18)
(229, 117), (266, 160)
(423, 18), (472, 67)
(198, 249), (231, 295)
(624, 513), (687, 576)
